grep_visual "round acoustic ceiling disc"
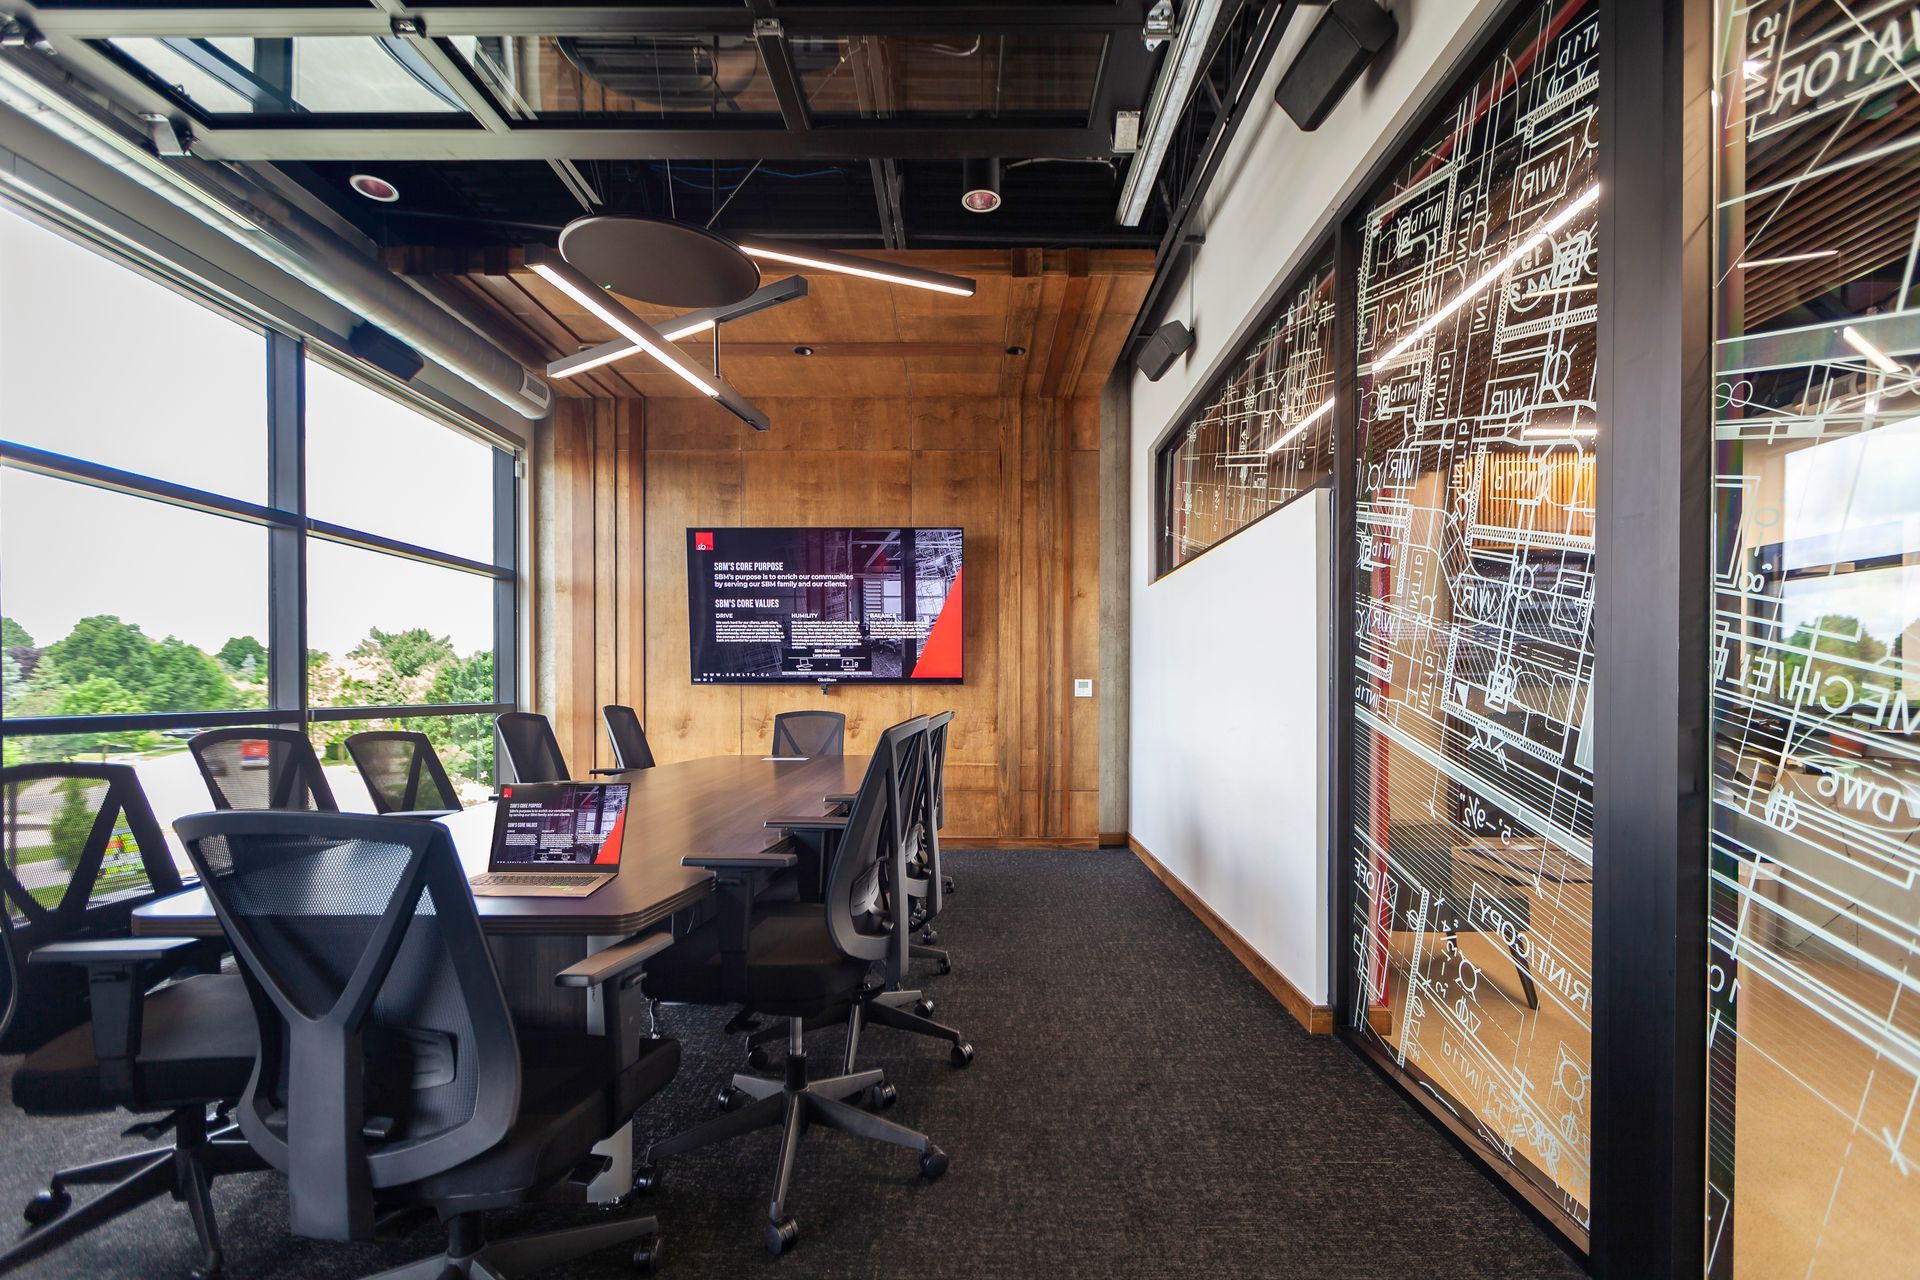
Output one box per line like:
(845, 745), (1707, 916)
(557, 215), (761, 309)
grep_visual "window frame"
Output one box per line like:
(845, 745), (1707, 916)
(0, 226), (518, 748)
(1148, 231), (1339, 581)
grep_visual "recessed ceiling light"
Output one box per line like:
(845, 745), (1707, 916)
(793, 345), (814, 356)
(1005, 345), (1027, 356)
(349, 173), (399, 203)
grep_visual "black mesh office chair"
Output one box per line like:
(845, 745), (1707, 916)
(905, 709), (955, 964)
(175, 810), (680, 1278)
(748, 711), (972, 1069)
(636, 716), (948, 1257)
(344, 730), (463, 815)
(601, 705), (657, 771)
(0, 764), (263, 1280)
(189, 727), (338, 812)
(494, 712), (571, 785)
(770, 710), (845, 758)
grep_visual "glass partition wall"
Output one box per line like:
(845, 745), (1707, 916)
(1709, 2), (1920, 1274)
(1345, 0), (1600, 1242)
(0, 201), (518, 863)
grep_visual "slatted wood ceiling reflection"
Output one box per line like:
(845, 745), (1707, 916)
(424, 247), (1153, 839)
(1731, 0), (1920, 325)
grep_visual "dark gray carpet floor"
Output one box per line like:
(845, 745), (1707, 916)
(0, 848), (1584, 1279)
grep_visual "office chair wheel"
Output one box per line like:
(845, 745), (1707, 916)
(867, 1081), (898, 1110)
(921, 928), (939, 945)
(766, 1216), (800, 1256)
(913, 997), (935, 1018)
(23, 1188), (69, 1226)
(949, 1042), (975, 1068)
(632, 1163), (659, 1193)
(187, 1264), (222, 1280)
(936, 959), (954, 976)
(631, 1235), (664, 1275)
(717, 1084), (744, 1111)
(919, 1146), (949, 1180)
(746, 1044), (773, 1070)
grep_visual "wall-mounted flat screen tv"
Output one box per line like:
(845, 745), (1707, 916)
(686, 527), (964, 684)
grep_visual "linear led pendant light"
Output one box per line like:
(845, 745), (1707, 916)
(733, 238), (977, 297)
(548, 275), (811, 381)
(525, 245), (771, 430)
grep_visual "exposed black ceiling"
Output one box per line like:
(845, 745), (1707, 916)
(11, 1), (1175, 252)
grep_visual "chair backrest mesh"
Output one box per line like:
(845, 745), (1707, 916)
(601, 705), (656, 771)
(189, 728), (338, 812)
(179, 812), (516, 1241)
(824, 716), (926, 965)
(926, 710), (953, 831)
(771, 710), (846, 758)
(0, 763), (181, 1052)
(344, 731), (461, 813)
(493, 712), (569, 785)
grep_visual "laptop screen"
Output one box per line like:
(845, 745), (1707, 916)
(489, 782), (630, 871)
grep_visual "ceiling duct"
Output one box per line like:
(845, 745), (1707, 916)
(0, 48), (551, 420)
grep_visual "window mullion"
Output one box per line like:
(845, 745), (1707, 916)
(266, 331), (306, 720)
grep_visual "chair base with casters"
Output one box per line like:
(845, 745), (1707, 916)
(368, 1209), (662, 1279)
(638, 1009), (946, 1258)
(740, 984), (975, 1070)
(3, 1103), (263, 1280)
(1, 963), (267, 1280)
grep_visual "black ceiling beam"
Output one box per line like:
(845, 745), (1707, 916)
(17, 3), (1151, 39)
(869, 157), (906, 249)
(185, 123), (1116, 163)
(1124, 0), (1299, 357)
(1085, 26), (1156, 137)
(752, 18), (812, 132)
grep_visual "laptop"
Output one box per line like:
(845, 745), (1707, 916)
(470, 781), (630, 897)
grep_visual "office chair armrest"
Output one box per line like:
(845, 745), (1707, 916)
(30, 936), (209, 1097)
(554, 932), (674, 989)
(589, 768), (628, 777)
(29, 936), (209, 968)
(822, 793), (855, 807)
(385, 808), (460, 820)
(682, 852), (799, 871)
(762, 816), (848, 832)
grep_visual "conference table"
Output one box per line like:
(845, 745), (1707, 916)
(131, 752), (871, 1200)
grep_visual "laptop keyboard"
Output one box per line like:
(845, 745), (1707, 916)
(471, 872), (601, 888)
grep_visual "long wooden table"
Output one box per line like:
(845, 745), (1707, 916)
(132, 753), (870, 938)
(129, 753), (869, 1204)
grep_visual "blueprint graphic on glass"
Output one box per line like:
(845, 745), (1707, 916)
(1709, 2), (1920, 1274)
(1346, 0), (1598, 1236)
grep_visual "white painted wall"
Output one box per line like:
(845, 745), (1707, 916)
(1128, 0), (1508, 1004)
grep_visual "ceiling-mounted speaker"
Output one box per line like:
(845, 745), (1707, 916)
(1137, 320), (1194, 382)
(1274, 0), (1397, 132)
(346, 321), (424, 382)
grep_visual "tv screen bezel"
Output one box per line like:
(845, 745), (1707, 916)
(684, 524), (966, 686)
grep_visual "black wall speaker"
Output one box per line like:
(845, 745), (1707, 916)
(1274, 0), (1397, 132)
(1137, 320), (1195, 382)
(346, 320), (425, 382)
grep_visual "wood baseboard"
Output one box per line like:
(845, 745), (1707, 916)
(944, 836), (1100, 849)
(1129, 837), (1333, 1035)
(1097, 830), (1129, 848)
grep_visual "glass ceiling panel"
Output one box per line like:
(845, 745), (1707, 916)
(107, 36), (467, 116)
(446, 32), (1103, 121)
(449, 34), (784, 120)
(806, 34), (1107, 118)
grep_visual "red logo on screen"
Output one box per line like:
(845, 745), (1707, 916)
(695, 532), (714, 551)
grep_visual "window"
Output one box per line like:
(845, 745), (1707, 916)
(1343, 0), (1599, 1241)
(0, 201), (517, 854)
(1708, 7), (1920, 1274)
(1154, 248), (1336, 576)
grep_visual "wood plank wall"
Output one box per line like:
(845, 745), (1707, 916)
(538, 392), (1102, 841)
